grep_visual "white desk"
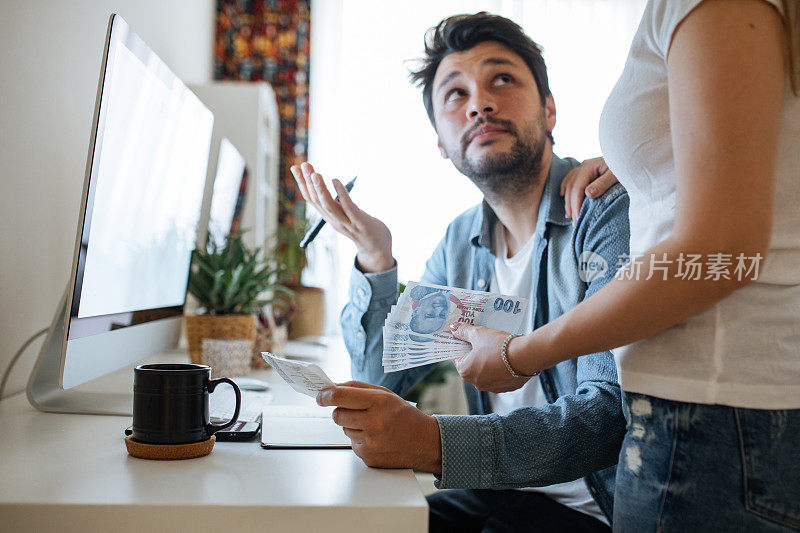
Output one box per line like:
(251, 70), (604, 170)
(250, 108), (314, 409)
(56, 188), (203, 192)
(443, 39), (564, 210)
(0, 338), (428, 532)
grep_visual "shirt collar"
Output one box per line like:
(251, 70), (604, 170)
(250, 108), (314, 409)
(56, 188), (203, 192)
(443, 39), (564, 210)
(470, 153), (572, 249)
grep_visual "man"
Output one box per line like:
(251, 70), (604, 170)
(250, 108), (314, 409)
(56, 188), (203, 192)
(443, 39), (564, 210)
(291, 12), (629, 532)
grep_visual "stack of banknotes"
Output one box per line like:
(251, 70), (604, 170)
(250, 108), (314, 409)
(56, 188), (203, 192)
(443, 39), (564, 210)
(382, 281), (530, 372)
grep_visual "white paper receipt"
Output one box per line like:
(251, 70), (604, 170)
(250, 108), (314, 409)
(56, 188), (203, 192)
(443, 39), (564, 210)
(261, 352), (336, 397)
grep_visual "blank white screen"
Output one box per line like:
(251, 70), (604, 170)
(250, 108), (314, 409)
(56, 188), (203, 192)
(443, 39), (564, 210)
(78, 42), (213, 319)
(208, 137), (246, 248)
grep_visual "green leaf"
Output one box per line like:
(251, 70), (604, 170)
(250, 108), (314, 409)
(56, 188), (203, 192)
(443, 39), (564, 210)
(187, 229), (293, 316)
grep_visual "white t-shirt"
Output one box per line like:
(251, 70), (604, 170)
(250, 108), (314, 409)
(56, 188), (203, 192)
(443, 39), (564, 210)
(598, 0), (800, 409)
(488, 222), (608, 526)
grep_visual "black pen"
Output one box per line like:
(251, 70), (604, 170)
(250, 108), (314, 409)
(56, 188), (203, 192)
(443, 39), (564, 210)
(299, 176), (357, 248)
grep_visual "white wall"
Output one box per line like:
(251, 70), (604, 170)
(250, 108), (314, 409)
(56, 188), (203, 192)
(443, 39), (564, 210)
(0, 0), (216, 397)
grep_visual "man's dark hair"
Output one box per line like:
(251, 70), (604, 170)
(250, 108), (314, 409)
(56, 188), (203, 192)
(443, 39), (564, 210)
(409, 12), (552, 142)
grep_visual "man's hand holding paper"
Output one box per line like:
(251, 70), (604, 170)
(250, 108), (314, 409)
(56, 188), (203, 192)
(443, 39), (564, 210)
(262, 352), (442, 471)
(316, 381), (442, 473)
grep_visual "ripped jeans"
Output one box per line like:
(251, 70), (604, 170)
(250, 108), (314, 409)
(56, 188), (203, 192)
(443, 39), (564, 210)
(614, 392), (800, 532)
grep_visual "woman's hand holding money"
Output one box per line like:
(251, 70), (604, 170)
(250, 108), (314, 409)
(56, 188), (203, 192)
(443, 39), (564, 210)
(449, 323), (537, 393)
(290, 162), (394, 273)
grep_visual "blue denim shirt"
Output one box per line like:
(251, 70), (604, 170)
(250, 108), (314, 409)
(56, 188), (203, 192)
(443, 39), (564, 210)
(341, 155), (630, 523)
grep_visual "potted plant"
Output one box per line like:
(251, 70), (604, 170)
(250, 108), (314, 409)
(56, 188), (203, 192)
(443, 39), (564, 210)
(185, 231), (293, 365)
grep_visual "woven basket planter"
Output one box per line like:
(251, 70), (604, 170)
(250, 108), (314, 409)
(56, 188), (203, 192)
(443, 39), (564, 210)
(288, 285), (326, 340)
(185, 314), (256, 364)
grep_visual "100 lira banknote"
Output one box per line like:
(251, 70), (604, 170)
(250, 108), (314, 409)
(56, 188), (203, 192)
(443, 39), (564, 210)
(381, 281), (529, 372)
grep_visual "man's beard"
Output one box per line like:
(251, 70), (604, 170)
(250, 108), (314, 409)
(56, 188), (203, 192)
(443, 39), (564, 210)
(448, 115), (547, 200)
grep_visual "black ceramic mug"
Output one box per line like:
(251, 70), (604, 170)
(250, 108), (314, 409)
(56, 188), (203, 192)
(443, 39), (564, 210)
(132, 363), (241, 445)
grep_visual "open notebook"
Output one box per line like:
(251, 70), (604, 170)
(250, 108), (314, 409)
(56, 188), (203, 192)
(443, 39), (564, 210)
(260, 404), (351, 449)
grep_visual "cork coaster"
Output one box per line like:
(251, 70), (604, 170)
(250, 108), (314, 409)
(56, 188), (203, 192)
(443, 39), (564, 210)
(125, 435), (215, 460)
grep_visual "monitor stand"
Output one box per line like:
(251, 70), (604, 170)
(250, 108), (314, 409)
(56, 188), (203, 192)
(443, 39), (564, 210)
(26, 290), (133, 415)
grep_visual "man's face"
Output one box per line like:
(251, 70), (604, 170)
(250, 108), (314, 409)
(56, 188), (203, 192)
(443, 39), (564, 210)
(431, 41), (556, 197)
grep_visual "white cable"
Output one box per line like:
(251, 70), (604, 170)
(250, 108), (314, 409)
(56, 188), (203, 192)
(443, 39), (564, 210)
(0, 327), (49, 400)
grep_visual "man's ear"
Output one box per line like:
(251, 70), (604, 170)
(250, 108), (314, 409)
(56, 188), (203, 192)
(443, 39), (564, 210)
(438, 139), (449, 159)
(544, 94), (556, 134)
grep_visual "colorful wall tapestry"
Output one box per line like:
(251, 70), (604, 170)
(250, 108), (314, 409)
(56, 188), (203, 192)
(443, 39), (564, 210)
(214, 0), (310, 282)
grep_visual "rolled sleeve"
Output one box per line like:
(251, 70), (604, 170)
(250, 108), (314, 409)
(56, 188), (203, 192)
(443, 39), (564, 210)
(358, 265), (399, 311)
(341, 260), (429, 395)
(433, 414), (496, 489)
(341, 261), (397, 381)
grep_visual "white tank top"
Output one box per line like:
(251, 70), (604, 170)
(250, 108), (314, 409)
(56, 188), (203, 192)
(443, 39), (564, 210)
(599, 0), (800, 408)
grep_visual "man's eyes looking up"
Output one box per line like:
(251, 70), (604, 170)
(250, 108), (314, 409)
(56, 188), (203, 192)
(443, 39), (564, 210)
(444, 88), (465, 103)
(443, 74), (515, 104)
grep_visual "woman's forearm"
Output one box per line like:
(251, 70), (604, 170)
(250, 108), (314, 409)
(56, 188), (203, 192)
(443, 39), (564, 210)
(511, 237), (761, 375)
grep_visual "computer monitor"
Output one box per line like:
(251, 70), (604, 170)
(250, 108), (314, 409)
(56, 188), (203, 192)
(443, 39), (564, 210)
(207, 138), (247, 248)
(26, 14), (214, 415)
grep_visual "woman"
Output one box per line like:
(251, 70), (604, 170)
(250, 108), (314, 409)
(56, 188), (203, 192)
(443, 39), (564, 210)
(450, 0), (800, 530)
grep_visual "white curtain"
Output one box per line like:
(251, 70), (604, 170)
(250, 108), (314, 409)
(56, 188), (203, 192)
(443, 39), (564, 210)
(305, 0), (647, 334)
